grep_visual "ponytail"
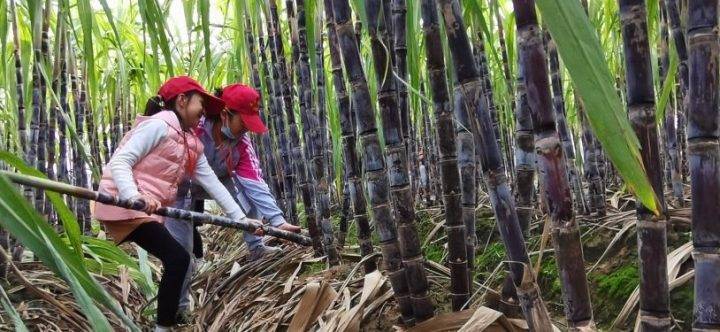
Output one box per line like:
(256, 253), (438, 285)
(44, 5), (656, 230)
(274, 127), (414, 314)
(144, 95), (165, 116)
(144, 91), (200, 116)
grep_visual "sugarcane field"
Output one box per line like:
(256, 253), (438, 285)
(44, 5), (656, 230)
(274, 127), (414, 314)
(0, 0), (718, 330)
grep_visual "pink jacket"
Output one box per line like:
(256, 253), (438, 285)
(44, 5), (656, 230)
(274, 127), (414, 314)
(235, 135), (264, 181)
(94, 111), (203, 221)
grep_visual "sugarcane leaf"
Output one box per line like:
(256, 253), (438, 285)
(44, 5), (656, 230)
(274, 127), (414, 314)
(198, 0), (212, 74)
(537, 0), (661, 214)
(38, 230), (113, 332)
(76, 0), (96, 107)
(0, 150), (84, 260)
(137, 246), (158, 298)
(0, 282), (28, 332)
(0, 175), (139, 331)
(656, 40), (678, 122)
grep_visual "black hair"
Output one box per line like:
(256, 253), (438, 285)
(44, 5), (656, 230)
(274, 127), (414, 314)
(144, 91), (198, 116)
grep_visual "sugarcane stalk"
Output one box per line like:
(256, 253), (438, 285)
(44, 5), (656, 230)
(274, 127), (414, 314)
(618, 0), (672, 329)
(658, 0), (683, 207)
(67, 40), (91, 233)
(9, 0), (32, 207)
(258, 35), (286, 211)
(324, 0), (377, 273)
(0, 171), (313, 246)
(296, 0), (339, 264)
(332, 0), (416, 324)
(687, 1), (720, 329)
(544, 30), (587, 216)
(365, 0), (434, 322)
(513, 1), (595, 329)
(267, 0), (299, 226)
(246, 16), (276, 195)
(436, 0), (553, 327)
(578, 94), (606, 217)
(664, 0), (687, 181)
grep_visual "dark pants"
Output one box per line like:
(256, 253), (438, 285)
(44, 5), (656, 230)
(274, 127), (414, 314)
(125, 222), (190, 327)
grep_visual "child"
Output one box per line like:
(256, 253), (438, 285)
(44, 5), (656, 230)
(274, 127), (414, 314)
(93, 76), (260, 331)
(165, 84), (301, 321)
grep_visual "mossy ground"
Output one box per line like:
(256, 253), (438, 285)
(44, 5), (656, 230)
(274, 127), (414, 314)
(324, 196), (695, 330)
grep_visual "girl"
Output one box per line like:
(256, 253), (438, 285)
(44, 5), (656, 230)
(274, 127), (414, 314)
(166, 83), (300, 321)
(93, 76), (260, 331)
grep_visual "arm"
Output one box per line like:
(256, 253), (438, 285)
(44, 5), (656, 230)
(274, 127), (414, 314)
(234, 135), (287, 226)
(234, 176), (287, 227)
(109, 119), (168, 200)
(193, 154), (248, 222)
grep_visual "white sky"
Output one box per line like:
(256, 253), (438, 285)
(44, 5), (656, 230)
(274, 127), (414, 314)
(90, 0), (226, 44)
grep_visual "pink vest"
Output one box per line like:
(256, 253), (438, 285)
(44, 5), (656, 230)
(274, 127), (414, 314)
(93, 111), (204, 221)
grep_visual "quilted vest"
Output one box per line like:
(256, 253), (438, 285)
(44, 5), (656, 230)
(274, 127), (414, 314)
(93, 110), (204, 221)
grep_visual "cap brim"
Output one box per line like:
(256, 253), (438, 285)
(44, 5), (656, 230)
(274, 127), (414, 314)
(240, 113), (268, 133)
(200, 92), (226, 116)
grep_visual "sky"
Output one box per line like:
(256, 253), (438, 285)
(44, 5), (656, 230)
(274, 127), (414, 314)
(90, 0), (226, 44)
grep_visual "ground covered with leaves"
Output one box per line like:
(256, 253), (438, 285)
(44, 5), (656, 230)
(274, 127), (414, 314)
(0, 189), (697, 331)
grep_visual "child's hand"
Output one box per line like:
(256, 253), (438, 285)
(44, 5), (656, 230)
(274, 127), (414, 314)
(277, 222), (302, 234)
(133, 194), (161, 215)
(242, 218), (264, 236)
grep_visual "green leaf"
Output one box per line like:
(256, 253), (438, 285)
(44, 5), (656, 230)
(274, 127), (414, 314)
(0, 283), (28, 332)
(0, 174), (139, 331)
(198, 0), (212, 74)
(536, 0), (661, 214)
(656, 40), (678, 122)
(0, 151), (84, 260)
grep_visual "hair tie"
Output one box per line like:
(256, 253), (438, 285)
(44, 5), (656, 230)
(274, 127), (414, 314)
(156, 95), (165, 108)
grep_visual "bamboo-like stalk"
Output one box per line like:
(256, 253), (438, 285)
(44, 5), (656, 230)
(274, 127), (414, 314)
(474, 32), (501, 151)
(512, 61), (535, 238)
(365, 0), (434, 322)
(315, 28), (331, 192)
(9, 0), (32, 207)
(56, 9), (70, 212)
(331, 0), (416, 324)
(578, 96), (606, 217)
(686, 2), (720, 329)
(391, 0), (415, 187)
(296, 0), (339, 265)
(258, 35), (287, 212)
(1, 171), (313, 246)
(436, 1), (552, 328)
(285, 0), (325, 257)
(246, 16), (275, 194)
(336, 180), (351, 247)
(493, 7), (516, 178)
(31, 0), (52, 214)
(545, 31), (587, 216)
(68, 39), (91, 233)
(420, 100), (433, 206)
(578, 0), (606, 219)
(267, 0), (299, 226)
(618, 0), (671, 329)
(500, 58), (536, 309)
(658, 0), (683, 207)
(664, 0), (687, 180)
(513, 1), (595, 329)
(435, 0), (474, 310)
(324, 0), (376, 273)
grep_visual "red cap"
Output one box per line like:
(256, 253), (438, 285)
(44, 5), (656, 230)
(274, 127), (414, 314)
(220, 84), (267, 133)
(158, 76), (225, 116)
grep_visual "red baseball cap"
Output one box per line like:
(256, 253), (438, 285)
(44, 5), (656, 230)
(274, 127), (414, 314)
(220, 84), (268, 133)
(158, 76), (225, 116)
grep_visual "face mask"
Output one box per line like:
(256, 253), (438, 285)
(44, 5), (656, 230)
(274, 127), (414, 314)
(221, 124), (237, 141)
